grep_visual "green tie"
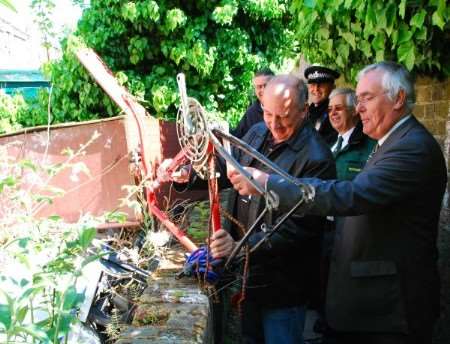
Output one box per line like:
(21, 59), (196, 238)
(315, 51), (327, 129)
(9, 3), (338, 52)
(333, 136), (343, 157)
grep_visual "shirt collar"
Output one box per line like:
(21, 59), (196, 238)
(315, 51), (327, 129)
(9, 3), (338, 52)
(378, 114), (411, 146)
(332, 126), (355, 151)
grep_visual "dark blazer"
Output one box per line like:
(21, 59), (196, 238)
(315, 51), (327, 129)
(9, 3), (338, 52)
(308, 99), (338, 145)
(231, 100), (263, 139)
(266, 116), (447, 338)
(224, 121), (336, 307)
(333, 121), (376, 181)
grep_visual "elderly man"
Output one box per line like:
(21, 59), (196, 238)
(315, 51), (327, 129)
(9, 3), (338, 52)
(305, 65), (340, 145)
(328, 88), (376, 180)
(231, 68), (274, 138)
(161, 75), (335, 343)
(228, 62), (447, 344)
(313, 88), (376, 338)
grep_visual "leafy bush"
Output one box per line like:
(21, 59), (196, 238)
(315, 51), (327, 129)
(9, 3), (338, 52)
(32, 0), (294, 127)
(291, 0), (449, 80)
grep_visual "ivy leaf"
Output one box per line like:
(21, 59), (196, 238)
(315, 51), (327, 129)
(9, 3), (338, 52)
(325, 10), (333, 24)
(371, 33), (385, 51)
(415, 26), (427, 41)
(397, 42), (415, 70)
(360, 40), (372, 58)
(385, 2), (397, 36)
(397, 23), (412, 45)
(341, 32), (356, 49)
(0, 304), (11, 330)
(410, 9), (426, 28)
(376, 7), (387, 31)
(431, 10), (445, 30)
(337, 41), (350, 61)
(304, 0), (316, 9)
(399, 0), (406, 19)
(317, 27), (330, 39)
(78, 227), (96, 250)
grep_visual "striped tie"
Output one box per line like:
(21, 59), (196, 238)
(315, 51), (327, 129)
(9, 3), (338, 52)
(367, 143), (380, 162)
(333, 136), (343, 157)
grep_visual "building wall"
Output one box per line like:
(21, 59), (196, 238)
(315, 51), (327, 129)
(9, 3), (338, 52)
(414, 77), (450, 344)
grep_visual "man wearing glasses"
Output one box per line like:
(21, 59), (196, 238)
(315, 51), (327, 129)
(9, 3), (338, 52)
(225, 62), (447, 344)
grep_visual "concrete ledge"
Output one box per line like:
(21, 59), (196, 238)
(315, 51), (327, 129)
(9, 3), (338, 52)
(117, 248), (210, 343)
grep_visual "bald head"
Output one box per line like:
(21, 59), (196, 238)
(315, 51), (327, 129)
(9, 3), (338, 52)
(262, 75), (308, 143)
(264, 75), (308, 113)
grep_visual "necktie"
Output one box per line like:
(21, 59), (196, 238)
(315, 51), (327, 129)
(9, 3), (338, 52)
(367, 143), (379, 161)
(333, 136), (343, 157)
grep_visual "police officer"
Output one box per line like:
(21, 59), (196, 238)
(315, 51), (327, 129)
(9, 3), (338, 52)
(305, 65), (340, 145)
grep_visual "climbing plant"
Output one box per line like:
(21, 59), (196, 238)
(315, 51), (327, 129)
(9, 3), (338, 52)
(291, 0), (449, 80)
(35, 0), (294, 127)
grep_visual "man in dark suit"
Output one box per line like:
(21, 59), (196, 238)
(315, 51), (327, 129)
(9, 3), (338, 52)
(231, 68), (274, 138)
(226, 62), (447, 344)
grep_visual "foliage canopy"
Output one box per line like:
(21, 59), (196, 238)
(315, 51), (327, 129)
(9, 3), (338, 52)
(291, 0), (449, 81)
(40, 0), (294, 126)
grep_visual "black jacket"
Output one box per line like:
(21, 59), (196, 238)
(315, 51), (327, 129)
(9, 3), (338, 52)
(231, 100), (263, 139)
(224, 122), (336, 308)
(308, 99), (338, 145)
(266, 116), (447, 337)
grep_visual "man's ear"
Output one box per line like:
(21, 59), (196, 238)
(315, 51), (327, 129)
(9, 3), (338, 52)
(393, 89), (406, 110)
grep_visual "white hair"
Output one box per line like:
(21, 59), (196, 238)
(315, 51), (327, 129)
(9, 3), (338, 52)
(329, 88), (356, 112)
(357, 62), (415, 113)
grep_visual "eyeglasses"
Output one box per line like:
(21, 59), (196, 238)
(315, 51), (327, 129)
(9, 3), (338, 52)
(355, 91), (388, 106)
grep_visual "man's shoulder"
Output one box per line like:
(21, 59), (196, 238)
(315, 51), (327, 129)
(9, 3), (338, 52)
(244, 100), (263, 116)
(242, 121), (267, 143)
(301, 123), (334, 159)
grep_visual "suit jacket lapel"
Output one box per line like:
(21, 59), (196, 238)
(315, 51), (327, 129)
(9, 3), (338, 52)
(365, 116), (417, 168)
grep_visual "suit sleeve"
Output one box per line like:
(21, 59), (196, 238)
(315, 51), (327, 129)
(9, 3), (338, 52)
(267, 133), (441, 217)
(249, 157), (336, 260)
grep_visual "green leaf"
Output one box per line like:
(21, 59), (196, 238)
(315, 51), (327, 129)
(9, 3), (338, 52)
(336, 42), (350, 61)
(0, 176), (16, 192)
(415, 26), (427, 41)
(399, 0), (406, 19)
(19, 159), (37, 172)
(376, 8), (387, 30)
(410, 9), (426, 28)
(385, 2), (397, 36)
(431, 10), (445, 30)
(63, 286), (84, 310)
(341, 32), (356, 49)
(14, 324), (49, 341)
(0, 304), (11, 330)
(397, 23), (412, 45)
(397, 42), (415, 70)
(0, 0), (16, 12)
(317, 28), (330, 39)
(371, 33), (385, 51)
(16, 305), (28, 323)
(78, 227), (96, 250)
(304, 0), (316, 8)
(360, 40), (372, 58)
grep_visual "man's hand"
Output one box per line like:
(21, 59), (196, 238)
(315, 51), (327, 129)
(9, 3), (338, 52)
(210, 229), (235, 258)
(227, 167), (268, 196)
(157, 158), (191, 183)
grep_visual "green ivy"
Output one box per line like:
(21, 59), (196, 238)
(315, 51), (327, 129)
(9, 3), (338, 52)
(29, 0), (294, 127)
(291, 0), (449, 80)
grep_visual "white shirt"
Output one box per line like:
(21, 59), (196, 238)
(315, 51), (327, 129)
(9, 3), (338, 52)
(378, 115), (412, 146)
(331, 127), (355, 152)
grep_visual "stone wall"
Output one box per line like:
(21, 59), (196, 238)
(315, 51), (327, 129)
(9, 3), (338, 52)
(414, 77), (450, 344)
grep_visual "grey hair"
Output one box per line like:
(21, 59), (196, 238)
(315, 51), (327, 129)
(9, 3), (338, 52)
(329, 88), (356, 112)
(357, 61), (415, 112)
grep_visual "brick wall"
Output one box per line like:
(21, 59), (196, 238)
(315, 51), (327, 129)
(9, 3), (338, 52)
(414, 77), (450, 344)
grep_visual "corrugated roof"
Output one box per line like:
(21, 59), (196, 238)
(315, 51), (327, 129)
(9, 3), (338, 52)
(0, 69), (48, 82)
